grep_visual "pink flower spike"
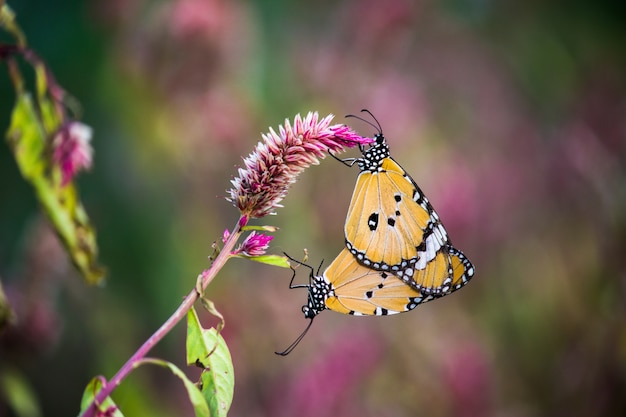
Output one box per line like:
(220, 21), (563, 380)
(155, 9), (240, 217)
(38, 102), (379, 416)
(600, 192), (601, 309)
(227, 112), (373, 218)
(52, 121), (94, 186)
(232, 231), (274, 257)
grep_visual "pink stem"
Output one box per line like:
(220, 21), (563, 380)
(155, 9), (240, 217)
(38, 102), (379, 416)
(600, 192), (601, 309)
(79, 216), (246, 417)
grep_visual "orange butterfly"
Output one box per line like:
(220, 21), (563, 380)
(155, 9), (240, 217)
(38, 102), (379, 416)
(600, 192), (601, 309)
(342, 110), (474, 296)
(276, 246), (471, 355)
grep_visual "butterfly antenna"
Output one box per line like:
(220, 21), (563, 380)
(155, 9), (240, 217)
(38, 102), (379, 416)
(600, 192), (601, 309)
(360, 109), (383, 134)
(345, 109), (383, 135)
(275, 318), (315, 356)
(345, 112), (381, 134)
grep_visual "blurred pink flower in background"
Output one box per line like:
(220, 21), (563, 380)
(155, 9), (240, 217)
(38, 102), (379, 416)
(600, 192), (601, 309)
(349, 0), (415, 47)
(0, 221), (68, 357)
(1, 288), (61, 356)
(271, 328), (384, 417)
(169, 0), (227, 40)
(548, 74), (626, 218)
(442, 342), (494, 417)
(430, 157), (479, 235)
(52, 121), (93, 186)
(556, 122), (621, 208)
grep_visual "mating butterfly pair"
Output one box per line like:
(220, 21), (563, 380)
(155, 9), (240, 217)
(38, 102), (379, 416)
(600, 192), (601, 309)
(277, 111), (475, 355)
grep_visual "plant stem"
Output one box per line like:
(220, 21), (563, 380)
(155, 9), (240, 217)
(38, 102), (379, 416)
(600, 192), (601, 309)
(79, 216), (245, 417)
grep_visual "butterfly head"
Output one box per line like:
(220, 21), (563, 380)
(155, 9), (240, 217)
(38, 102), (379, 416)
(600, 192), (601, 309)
(346, 109), (390, 172)
(358, 132), (390, 172)
(302, 272), (332, 319)
(276, 258), (332, 355)
(283, 252), (332, 319)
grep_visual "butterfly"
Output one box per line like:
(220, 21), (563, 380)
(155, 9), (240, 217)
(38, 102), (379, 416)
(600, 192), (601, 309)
(341, 110), (474, 297)
(276, 245), (472, 355)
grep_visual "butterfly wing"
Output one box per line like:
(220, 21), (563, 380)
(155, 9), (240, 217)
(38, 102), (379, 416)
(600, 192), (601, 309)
(323, 248), (432, 316)
(346, 157), (441, 266)
(346, 159), (443, 261)
(345, 156), (475, 294)
(409, 246), (474, 296)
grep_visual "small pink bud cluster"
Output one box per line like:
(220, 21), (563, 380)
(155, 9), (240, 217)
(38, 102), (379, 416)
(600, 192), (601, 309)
(52, 121), (93, 186)
(232, 231), (273, 257)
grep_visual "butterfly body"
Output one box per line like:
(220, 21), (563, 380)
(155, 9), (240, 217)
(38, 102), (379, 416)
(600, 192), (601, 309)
(345, 132), (474, 296)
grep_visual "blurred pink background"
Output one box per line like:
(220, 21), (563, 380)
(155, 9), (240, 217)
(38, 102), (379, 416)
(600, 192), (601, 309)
(1, 0), (625, 416)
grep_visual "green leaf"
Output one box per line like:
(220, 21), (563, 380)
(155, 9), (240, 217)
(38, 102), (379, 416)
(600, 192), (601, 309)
(5, 92), (106, 285)
(35, 66), (58, 133)
(233, 254), (291, 268)
(79, 376), (123, 417)
(1, 4), (27, 46)
(198, 297), (225, 336)
(0, 368), (41, 417)
(6, 93), (46, 179)
(241, 225), (279, 232)
(187, 307), (234, 417)
(136, 359), (209, 417)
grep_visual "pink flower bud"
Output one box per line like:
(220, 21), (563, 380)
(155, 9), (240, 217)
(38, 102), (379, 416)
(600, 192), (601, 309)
(52, 121), (93, 186)
(232, 231), (274, 257)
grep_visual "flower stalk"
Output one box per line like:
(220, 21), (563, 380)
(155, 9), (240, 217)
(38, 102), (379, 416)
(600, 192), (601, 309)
(79, 215), (247, 417)
(79, 111), (370, 415)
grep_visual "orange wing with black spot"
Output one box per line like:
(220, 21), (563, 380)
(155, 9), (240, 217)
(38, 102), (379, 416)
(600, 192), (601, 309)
(322, 248), (431, 316)
(345, 157), (436, 265)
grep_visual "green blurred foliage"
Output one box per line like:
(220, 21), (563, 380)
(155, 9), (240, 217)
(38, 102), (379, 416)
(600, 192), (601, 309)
(1, 0), (626, 416)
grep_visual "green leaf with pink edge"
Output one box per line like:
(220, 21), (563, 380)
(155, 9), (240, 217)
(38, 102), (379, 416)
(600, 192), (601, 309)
(233, 254), (291, 268)
(5, 91), (105, 285)
(187, 307), (234, 417)
(79, 376), (123, 417)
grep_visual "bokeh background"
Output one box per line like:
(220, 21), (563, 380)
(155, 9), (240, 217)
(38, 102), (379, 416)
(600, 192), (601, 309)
(1, 0), (626, 416)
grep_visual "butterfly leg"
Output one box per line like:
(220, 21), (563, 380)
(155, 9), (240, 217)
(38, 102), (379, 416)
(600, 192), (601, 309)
(329, 151), (359, 167)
